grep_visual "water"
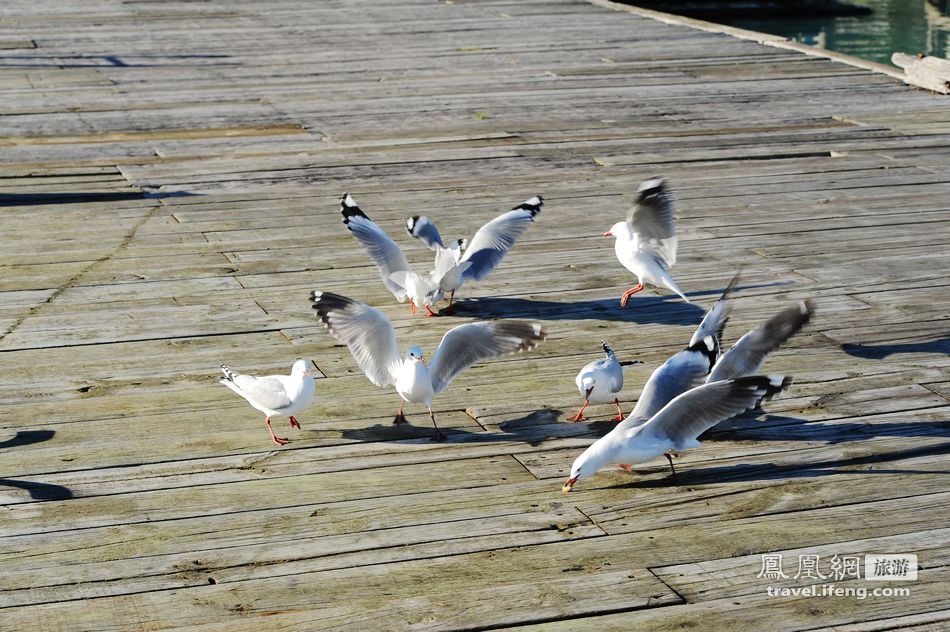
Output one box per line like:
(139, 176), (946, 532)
(721, 0), (950, 67)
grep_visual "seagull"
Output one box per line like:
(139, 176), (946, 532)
(561, 375), (791, 492)
(309, 291), (547, 440)
(341, 193), (543, 315)
(628, 281), (814, 425)
(626, 272), (740, 423)
(561, 292), (815, 491)
(219, 359), (316, 446)
(569, 341), (643, 422)
(604, 178), (689, 306)
(406, 195), (543, 313)
(340, 193), (438, 316)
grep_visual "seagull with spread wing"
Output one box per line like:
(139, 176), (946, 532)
(310, 291), (547, 440)
(561, 375), (791, 492)
(604, 178), (689, 306)
(340, 193), (543, 316)
(406, 195), (543, 313)
(219, 359), (316, 446)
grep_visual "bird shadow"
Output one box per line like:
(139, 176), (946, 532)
(705, 413), (950, 444)
(0, 430), (55, 450)
(841, 338), (950, 360)
(0, 430), (73, 501)
(0, 190), (196, 207)
(0, 478), (73, 501)
(451, 295), (704, 323)
(616, 441), (950, 489)
(340, 408), (577, 446)
(447, 280), (794, 323)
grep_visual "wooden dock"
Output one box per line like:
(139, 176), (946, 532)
(1, 0), (949, 629)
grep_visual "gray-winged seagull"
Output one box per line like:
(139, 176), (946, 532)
(341, 193), (542, 316)
(219, 359), (316, 445)
(604, 178), (689, 306)
(310, 291), (547, 440)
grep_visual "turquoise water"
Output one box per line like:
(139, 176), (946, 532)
(723, 0), (950, 66)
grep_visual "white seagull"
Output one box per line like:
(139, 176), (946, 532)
(341, 193), (542, 316)
(219, 359), (316, 445)
(628, 281), (815, 425)
(561, 375), (791, 492)
(569, 341), (643, 422)
(604, 178), (689, 306)
(309, 291), (547, 440)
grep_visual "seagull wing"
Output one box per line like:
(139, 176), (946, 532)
(461, 196), (543, 282)
(406, 215), (446, 251)
(310, 291), (402, 387)
(688, 271), (740, 348)
(621, 345), (712, 428)
(708, 299), (815, 382)
(641, 375), (791, 448)
(428, 321), (546, 394)
(340, 194), (412, 302)
(627, 178), (677, 268)
(230, 375), (293, 411)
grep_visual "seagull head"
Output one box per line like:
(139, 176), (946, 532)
(602, 221), (630, 240)
(291, 359), (313, 377)
(562, 437), (617, 493)
(406, 346), (425, 364)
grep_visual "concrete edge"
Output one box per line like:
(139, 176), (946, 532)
(586, 0), (907, 82)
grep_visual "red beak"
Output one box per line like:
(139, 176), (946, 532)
(602, 231), (613, 237)
(562, 475), (579, 493)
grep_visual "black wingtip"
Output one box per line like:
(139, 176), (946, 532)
(406, 215), (420, 237)
(514, 195), (544, 217)
(734, 375), (792, 405)
(687, 336), (720, 372)
(309, 290), (359, 332)
(340, 194), (368, 225)
(636, 177), (667, 202)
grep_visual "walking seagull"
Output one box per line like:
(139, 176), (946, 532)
(341, 193), (542, 315)
(569, 341), (643, 422)
(310, 291), (546, 440)
(561, 375), (790, 492)
(604, 178), (689, 306)
(219, 359), (316, 446)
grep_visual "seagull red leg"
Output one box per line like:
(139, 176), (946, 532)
(568, 401), (589, 422)
(289, 416), (301, 429)
(569, 386), (594, 422)
(409, 299), (416, 316)
(612, 398), (625, 422)
(443, 290), (456, 315)
(424, 304), (438, 317)
(617, 464), (634, 472)
(266, 417), (290, 445)
(619, 283), (644, 307)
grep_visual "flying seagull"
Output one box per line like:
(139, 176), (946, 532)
(604, 178), (689, 306)
(310, 291), (546, 440)
(341, 193), (542, 315)
(569, 341), (643, 422)
(219, 359), (316, 445)
(562, 375), (791, 492)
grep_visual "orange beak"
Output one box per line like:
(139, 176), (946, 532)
(562, 475), (579, 494)
(602, 231), (613, 237)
